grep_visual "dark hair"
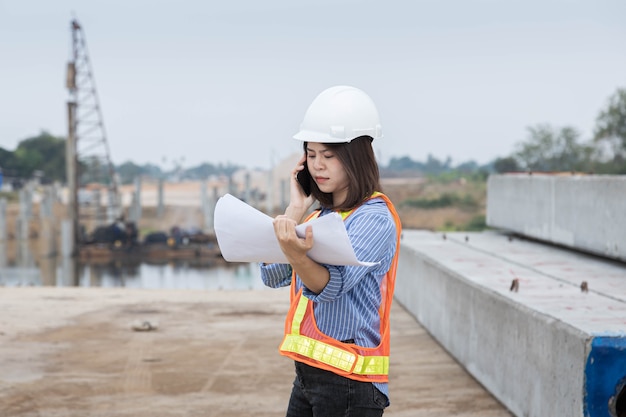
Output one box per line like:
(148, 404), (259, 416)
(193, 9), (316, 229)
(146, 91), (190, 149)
(304, 136), (381, 211)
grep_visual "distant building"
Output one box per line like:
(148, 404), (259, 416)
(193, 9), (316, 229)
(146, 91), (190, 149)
(230, 152), (300, 214)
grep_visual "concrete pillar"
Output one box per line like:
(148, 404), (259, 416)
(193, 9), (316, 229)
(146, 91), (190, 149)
(201, 180), (209, 231)
(129, 193), (139, 223)
(157, 179), (164, 218)
(106, 187), (117, 224)
(201, 179), (208, 211)
(38, 186), (53, 219)
(132, 176), (142, 222)
(228, 175), (236, 197)
(202, 183), (216, 234)
(0, 198), (6, 242)
(61, 219), (74, 258)
(17, 240), (33, 268)
(39, 219), (56, 258)
(16, 218), (29, 241)
(66, 101), (78, 255)
(244, 172), (251, 204)
(0, 243), (6, 267)
(17, 186), (31, 241)
(92, 188), (105, 227)
(280, 178), (288, 211)
(19, 185), (33, 220)
(38, 186), (57, 258)
(250, 189), (259, 209)
(266, 170), (274, 215)
(0, 198), (6, 268)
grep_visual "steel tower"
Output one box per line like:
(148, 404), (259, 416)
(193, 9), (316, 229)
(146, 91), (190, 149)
(66, 18), (121, 249)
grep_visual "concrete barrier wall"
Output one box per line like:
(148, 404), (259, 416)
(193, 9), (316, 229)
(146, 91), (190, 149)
(486, 174), (626, 262)
(395, 230), (626, 417)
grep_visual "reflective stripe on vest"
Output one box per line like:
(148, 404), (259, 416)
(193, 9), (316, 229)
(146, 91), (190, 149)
(278, 192), (402, 383)
(279, 295), (390, 376)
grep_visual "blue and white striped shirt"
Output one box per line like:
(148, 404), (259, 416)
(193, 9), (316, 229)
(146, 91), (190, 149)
(260, 196), (398, 403)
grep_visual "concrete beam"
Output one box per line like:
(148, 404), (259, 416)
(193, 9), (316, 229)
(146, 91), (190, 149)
(395, 230), (626, 417)
(486, 174), (626, 262)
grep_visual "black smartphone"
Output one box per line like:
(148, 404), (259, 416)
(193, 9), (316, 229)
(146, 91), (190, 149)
(296, 162), (312, 196)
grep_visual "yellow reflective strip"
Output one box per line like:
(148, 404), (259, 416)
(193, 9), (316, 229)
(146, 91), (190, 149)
(280, 334), (389, 376)
(281, 334), (356, 372)
(290, 296), (309, 335)
(352, 355), (389, 375)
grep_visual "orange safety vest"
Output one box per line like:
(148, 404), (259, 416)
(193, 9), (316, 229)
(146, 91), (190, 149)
(278, 192), (402, 383)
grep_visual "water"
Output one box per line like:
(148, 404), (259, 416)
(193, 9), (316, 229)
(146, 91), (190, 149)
(0, 253), (265, 290)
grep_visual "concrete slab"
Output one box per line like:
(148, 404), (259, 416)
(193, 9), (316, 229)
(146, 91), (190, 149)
(486, 174), (626, 262)
(395, 229), (626, 417)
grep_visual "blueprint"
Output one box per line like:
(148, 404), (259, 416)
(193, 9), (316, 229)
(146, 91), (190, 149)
(213, 194), (376, 266)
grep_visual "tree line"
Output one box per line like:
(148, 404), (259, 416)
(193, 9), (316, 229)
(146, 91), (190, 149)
(1, 88), (624, 187)
(388, 87), (626, 176)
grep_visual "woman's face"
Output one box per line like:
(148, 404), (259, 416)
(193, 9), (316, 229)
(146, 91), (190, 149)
(305, 142), (349, 206)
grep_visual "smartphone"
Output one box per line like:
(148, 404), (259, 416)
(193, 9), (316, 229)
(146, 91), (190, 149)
(296, 162), (312, 196)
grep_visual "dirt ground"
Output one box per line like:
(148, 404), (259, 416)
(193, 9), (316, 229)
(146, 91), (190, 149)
(0, 287), (511, 417)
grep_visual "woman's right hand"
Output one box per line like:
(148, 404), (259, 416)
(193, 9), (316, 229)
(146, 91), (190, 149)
(272, 215), (329, 293)
(272, 215), (313, 262)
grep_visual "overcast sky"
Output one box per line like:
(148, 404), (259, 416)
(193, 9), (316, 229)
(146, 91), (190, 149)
(1, 0), (625, 171)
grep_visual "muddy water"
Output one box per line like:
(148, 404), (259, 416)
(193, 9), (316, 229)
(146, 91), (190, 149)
(0, 242), (263, 289)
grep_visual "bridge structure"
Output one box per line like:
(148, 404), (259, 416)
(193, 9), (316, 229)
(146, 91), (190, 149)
(395, 173), (626, 417)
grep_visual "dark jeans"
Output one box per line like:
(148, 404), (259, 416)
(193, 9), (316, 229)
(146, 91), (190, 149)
(286, 361), (388, 417)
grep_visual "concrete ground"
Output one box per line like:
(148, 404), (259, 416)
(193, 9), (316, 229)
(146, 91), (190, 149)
(0, 287), (512, 417)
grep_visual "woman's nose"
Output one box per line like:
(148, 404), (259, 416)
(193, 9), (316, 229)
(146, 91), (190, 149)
(312, 157), (324, 170)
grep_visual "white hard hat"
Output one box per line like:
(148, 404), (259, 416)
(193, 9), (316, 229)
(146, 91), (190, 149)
(293, 85), (383, 143)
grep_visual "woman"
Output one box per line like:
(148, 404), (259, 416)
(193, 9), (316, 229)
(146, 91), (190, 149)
(260, 85), (402, 417)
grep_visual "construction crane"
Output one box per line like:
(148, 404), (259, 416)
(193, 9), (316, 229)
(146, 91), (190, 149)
(66, 18), (121, 252)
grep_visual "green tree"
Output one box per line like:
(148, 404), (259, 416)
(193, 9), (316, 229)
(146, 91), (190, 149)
(493, 156), (520, 173)
(387, 156), (419, 172)
(184, 162), (240, 180)
(513, 124), (593, 172)
(0, 147), (20, 177)
(116, 161), (146, 185)
(423, 154), (452, 175)
(594, 88), (626, 155)
(11, 131), (66, 182)
(386, 154), (454, 175)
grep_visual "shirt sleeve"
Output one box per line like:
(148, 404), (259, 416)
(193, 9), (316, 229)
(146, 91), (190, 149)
(303, 200), (397, 303)
(260, 263), (292, 288)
